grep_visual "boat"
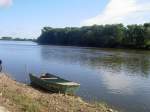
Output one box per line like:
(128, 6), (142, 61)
(29, 73), (80, 94)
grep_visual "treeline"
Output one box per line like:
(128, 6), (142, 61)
(37, 23), (150, 49)
(0, 37), (35, 41)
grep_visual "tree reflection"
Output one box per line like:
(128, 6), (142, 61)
(40, 46), (150, 78)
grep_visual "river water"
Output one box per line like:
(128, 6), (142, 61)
(0, 40), (150, 112)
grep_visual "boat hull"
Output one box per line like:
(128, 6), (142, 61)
(29, 74), (80, 94)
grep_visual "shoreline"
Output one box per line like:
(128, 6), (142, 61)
(0, 40), (150, 52)
(0, 73), (118, 112)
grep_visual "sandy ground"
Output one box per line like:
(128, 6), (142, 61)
(0, 106), (9, 112)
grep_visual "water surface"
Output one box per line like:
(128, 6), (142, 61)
(0, 40), (150, 112)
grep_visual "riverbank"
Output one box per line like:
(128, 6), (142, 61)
(0, 73), (118, 112)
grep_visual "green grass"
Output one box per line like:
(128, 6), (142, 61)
(3, 89), (41, 112)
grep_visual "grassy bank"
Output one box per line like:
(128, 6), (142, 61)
(0, 73), (118, 112)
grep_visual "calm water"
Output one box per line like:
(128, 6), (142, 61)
(0, 40), (150, 112)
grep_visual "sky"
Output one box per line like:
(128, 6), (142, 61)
(0, 0), (150, 39)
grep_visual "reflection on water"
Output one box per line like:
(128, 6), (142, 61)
(40, 45), (150, 77)
(101, 72), (135, 95)
(0, 41), (150, 112)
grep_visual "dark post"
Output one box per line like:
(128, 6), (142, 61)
(0, 60), (2, 72)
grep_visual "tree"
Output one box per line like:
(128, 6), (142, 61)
(37, 23), (150, 49)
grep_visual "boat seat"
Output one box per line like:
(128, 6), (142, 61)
(41, 77), (58, 80)
(57, 82), (80, 86)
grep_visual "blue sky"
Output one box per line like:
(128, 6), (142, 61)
(0, 0), (150, 39)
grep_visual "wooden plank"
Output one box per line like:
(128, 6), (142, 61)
(41, 77), (58, 80)
(57, 82), (80, 86)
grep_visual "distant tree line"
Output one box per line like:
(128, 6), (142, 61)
(1, 37), (13, 40)
(0, 37), (35, 41)
(37, 23), (150, 49)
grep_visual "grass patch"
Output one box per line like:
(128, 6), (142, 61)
(2, 89), (41, 112)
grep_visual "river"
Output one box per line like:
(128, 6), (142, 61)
(0, 40), (150, 112)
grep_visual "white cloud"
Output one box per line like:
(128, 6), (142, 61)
(82, 0), (150, 25)
(0, 0), (12, 7)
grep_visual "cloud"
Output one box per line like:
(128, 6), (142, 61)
(82, 0), (150, 25)
(0, 0), (12, 7)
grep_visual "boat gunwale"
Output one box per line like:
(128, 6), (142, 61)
(29, 74), (80, 87)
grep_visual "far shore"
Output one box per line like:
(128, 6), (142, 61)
(0, 39), (150, 51)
